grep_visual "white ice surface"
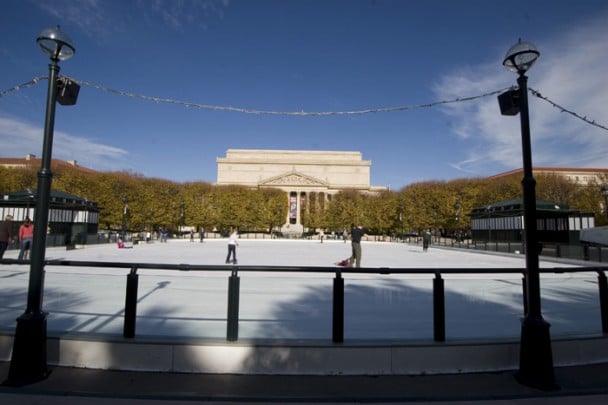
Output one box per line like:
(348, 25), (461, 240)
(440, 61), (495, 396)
(0, 239), (601, 341)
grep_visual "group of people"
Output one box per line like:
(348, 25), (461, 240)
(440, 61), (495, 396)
(224, 224), (365, 268)
(2, 216), (429, 268)
(0, 215), (35, 260)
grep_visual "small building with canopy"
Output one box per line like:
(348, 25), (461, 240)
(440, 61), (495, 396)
(0, 189), (100, 246)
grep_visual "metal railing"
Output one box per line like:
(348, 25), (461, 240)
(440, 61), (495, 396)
(3, 258), (606, 342)
(408, 238), (608, 263)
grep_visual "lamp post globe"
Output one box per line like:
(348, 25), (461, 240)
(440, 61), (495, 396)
(503, 39), (539, 74)
(8, 26), (75, 386)
(37, 26), (75, 61)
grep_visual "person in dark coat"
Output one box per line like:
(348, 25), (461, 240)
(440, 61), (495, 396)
(0, 215), (13, 259)
(349, 223), (365, 268)
(423, 229), (432, 252)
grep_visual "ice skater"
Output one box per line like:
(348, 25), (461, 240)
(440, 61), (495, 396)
(423, 229), (432, 252)
(225, 227), (239, 264)
(348, 223), (365, 268)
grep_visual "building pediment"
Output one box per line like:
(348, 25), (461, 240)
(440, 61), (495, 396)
(260, 171), (328, 187)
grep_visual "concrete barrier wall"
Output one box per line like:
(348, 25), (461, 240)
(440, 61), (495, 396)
(2, 331), (606, 375)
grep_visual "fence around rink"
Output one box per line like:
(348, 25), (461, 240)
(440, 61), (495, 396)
(2, 259), (607, 342)
(404, 236), (608, 263)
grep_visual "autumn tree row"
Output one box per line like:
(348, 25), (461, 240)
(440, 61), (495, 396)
(1, 165), (606, 235)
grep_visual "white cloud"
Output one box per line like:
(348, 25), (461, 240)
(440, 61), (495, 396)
(34, 0), (118, 41)
(0, 115), (129, 171)
(434, 14), (608, 176)
(141, 0), (230, 30)
(33, 0), (230, 40)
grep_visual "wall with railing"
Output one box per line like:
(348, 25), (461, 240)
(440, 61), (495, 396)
(412, 237), (608, 263)
(2, 258), (606, 343)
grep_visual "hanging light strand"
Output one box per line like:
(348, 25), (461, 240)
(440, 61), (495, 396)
(529, 87), (608, 132)
(0, 76), (46, 98)
(1, 76), (606, 131)
(68, 76), (511, 116)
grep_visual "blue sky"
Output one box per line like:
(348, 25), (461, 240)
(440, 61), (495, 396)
(1, 0), (607, 190)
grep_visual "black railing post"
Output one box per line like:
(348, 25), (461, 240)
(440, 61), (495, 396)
(227, 267), (240, 341)
(333, 269), (344, 343)
(123, 266), (139, 338)
(433, 271), (446, 342)
(522, 273), (528, 316)
(598, 270), (608, 334)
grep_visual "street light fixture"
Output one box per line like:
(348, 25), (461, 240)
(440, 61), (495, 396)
(8, 26), (76, 385)
(180, 200), (185, 235)
(601, 186), (608, 217)
(399, 204), (404, 242)
(501, 39), (556, 390)
(122, 195), (129, 241)
(454, 200), (461, 243)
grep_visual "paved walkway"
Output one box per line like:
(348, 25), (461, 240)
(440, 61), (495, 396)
(1, 361), (608, 404)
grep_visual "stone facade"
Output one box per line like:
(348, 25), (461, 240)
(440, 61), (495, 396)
(216, 149), (385, 234)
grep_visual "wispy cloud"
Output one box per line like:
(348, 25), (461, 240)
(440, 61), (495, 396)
(34, 0), (119, 41)
(33, 0), (230, 39)
(0, 115), (129, 171)
(145, 0), (229, 30)
(434, 14), (608, 175)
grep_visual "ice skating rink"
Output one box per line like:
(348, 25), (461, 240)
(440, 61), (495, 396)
(0, 239), (603, 340)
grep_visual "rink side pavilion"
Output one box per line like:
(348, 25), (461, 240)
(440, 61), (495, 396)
(470, 199), (594, 245)
(0, 189), (99, 246)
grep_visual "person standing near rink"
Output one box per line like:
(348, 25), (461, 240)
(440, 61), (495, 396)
(18, 217), (34, 260)
(225, 227), (239, 264)
(0, 215), (13, 259)
(349, 223), (365, 268)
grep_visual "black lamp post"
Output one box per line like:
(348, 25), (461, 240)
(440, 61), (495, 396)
(148, 209), (154, 232)
(399, 204), (404, 242)
(601, 186), (608, 217)
(501, 39), (556, 390)
(121, 195), (128, 240)
(180, 200), (185, 236)
(8, 26), (75, 385)
(454, 200), (461, 243)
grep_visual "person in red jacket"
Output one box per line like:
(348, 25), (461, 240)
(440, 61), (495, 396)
(18, 217), (34, 261)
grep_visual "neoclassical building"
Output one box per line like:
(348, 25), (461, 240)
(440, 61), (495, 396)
(216, 149), (386, 234)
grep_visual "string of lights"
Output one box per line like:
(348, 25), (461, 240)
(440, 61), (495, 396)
(1, 76), (606, 131)
(0, 76), (46, 98)
(528, 87), (608, 132)
(68, 76), (511, 116)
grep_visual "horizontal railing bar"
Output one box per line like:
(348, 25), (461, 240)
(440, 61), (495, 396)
(2, 258), (606, 275)
(3, 258), (606, 343)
